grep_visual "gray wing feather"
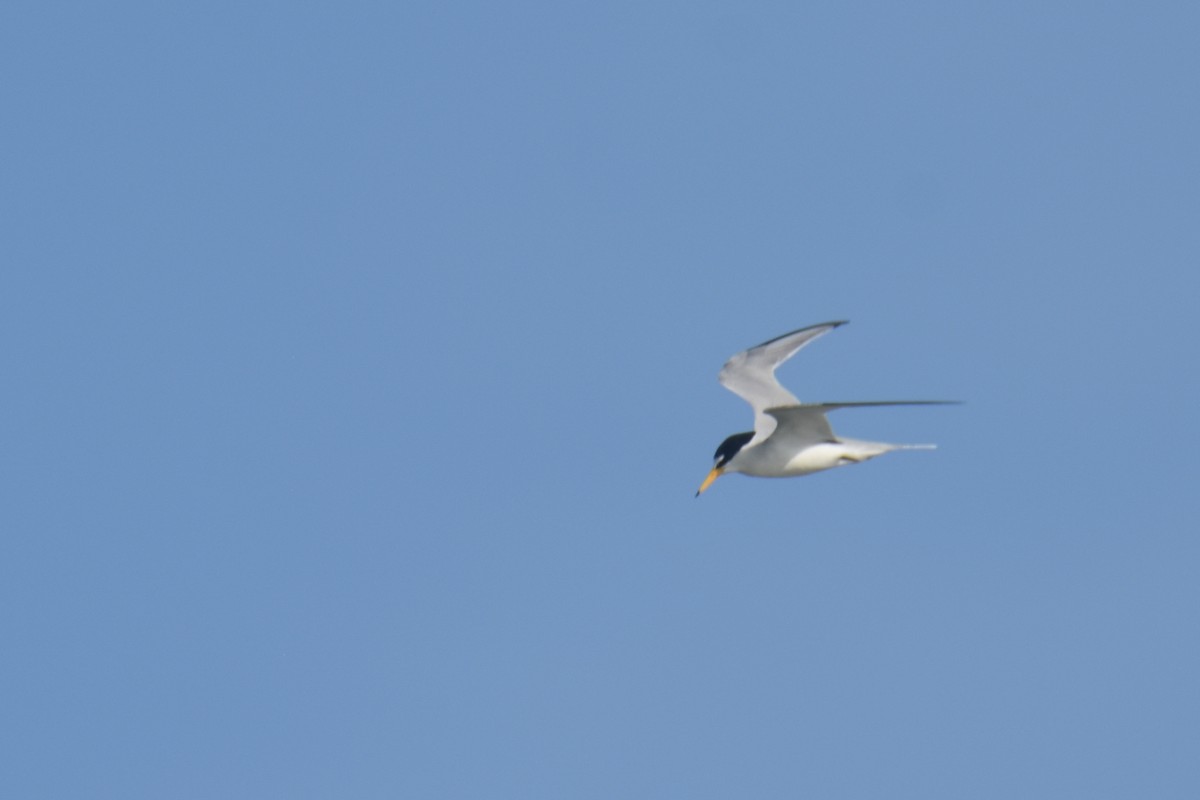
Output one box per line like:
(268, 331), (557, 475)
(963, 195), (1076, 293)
(763, 406), (837, 446)
(765, 401), (960, 447)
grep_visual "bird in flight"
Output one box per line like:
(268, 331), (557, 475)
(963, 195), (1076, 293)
(696, 321), (957, 496)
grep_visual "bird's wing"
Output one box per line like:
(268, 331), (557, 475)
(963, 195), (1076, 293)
(763, 405), (837, 447)
(718, 321), (847, 445)
(765, 401), (960, 447)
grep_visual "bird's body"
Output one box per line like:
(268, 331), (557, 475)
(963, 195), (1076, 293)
(734, 435), (928, 477)
(696, 321), (955, 495)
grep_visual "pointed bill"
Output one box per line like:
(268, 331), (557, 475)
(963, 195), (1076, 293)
(695, 466), (724, 497)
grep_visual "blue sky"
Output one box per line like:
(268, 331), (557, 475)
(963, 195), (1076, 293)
(4, 2), (1199, 797)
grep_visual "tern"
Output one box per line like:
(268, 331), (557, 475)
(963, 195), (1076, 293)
(696, 321), (956, 496)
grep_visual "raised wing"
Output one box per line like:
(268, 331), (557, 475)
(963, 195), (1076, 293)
(718, 320), (847, 445)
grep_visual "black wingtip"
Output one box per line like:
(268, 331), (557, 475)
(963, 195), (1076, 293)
(756, 320), (850, 349)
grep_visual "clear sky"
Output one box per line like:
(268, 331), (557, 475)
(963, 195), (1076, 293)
(4, 2), (1199, 798)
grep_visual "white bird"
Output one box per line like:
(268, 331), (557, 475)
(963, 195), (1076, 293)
(696, 321), (956, 496)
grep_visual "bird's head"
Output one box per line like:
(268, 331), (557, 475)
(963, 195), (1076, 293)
(695, 431), (754, 496)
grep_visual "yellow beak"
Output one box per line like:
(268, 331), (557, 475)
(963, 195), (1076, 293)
(695, 465), (724, 497)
